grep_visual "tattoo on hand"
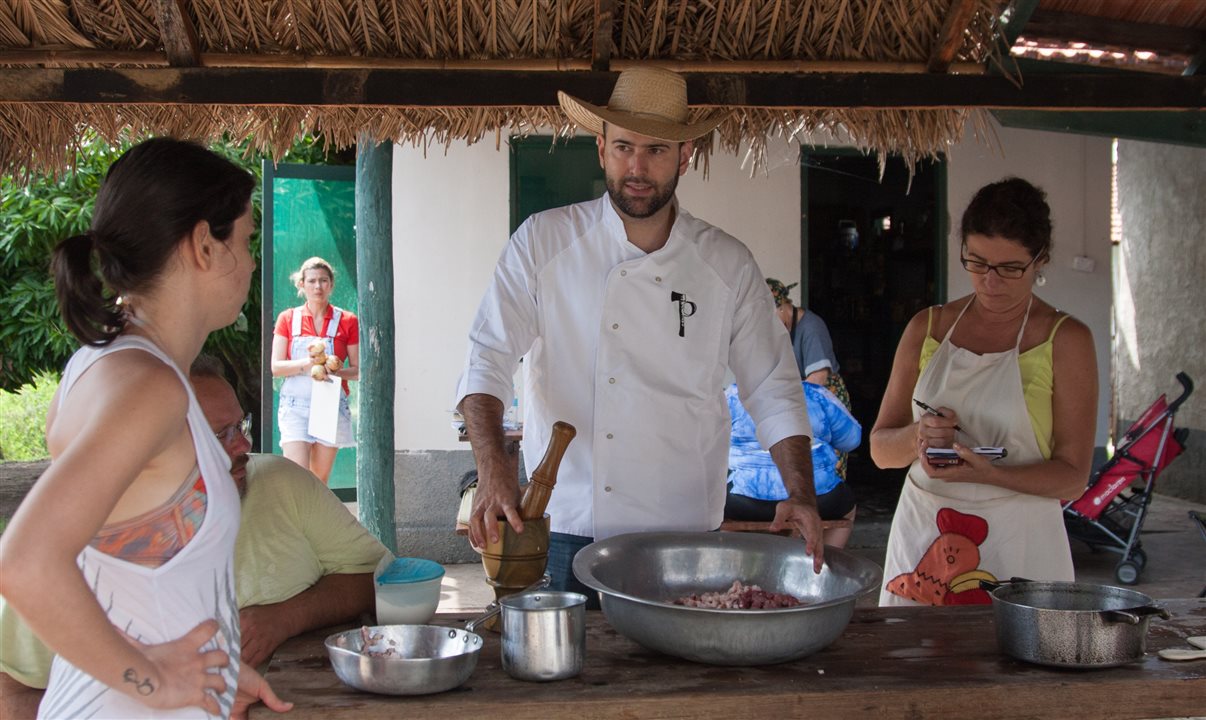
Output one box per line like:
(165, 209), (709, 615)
(123, 668), (155, 695)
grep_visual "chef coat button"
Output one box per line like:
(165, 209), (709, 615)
(612, 323), (619, 330)
(606, 433), (614, 439)
(608, 377), (616, 384)
(604, 486), (612, 493)
(655, 276), (662, 282)
(620, 270), (627, 277)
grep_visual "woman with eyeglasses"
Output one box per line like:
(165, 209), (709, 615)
(869, 177), (1098, 607)
(0, 139), (290, 718)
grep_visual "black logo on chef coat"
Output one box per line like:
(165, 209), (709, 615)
(670, 291), (696, 337)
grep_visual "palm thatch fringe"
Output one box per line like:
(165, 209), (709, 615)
(0, 102), (991, 179)
(0, 0), (1003, 176)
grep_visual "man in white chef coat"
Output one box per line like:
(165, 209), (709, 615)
(455, 66), (822, 603)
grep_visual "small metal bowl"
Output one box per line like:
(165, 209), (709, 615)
(324, 625), (482, 695)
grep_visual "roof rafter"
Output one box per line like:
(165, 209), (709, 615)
(591, 0), (616, 72)
(154, 0), (201, 66)
(928, 0), (979, 73)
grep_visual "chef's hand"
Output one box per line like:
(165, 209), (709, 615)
(924, 442), (1000, 485)
(769, 498), (825, 573)
(916, 406), (960, 461)
(231, 662), (292, 720)
(468, 467), (523, 550)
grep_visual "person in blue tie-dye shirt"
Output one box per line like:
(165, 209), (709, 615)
(726, 381), (861, 547)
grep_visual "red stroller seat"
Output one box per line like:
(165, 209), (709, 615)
(1064, 373), (1193, 585)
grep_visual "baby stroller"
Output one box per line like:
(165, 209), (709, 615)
(1063, 372), (1193, 585)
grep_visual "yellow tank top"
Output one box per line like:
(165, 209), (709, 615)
(919, 307), (1070, 459)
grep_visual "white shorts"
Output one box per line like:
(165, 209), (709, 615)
(278, 393), (356, 448)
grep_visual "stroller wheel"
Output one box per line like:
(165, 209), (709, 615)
(1131, 548), (1148, 569)
(1115, 560), (1141, 586)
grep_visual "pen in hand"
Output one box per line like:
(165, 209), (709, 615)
(913, 398), (967, 435)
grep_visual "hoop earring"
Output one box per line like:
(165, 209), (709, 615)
(1035, 272), (1047, 287)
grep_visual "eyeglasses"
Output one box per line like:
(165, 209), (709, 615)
(960, 253), (1037, 280)
(215, 413), (253, 445)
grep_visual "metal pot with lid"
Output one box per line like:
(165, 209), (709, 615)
(984, 578), (1171, 668)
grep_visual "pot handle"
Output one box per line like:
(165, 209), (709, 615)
(464, 574), (551, 634)
(978, 576), (1034, 593)
(1102, 605), (1172, 625)
(465, 603), (501, 634)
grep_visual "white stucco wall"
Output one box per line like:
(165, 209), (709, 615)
(393, 143), (510, 451)
(392, 121), (1113, 452)
(1114, 139), (1205, 503)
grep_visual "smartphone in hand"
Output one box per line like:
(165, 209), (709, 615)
(925, 447), (1008, 466)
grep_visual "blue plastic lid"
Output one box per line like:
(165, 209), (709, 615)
(377, 557), (445, 585)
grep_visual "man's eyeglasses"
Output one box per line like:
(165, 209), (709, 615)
(960, 253), (1037, 280)
(215, 414), (253, 445)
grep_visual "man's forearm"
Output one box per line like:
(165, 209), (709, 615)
(768, 435), (816, 505)
(272, 573), (375, 636)
(459, 393), (518, 485)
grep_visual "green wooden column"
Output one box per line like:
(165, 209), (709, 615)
(355, 134), (396, 553)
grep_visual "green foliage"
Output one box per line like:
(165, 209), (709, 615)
(0, 133), (351, 421)
(0, 371), (59, 460)
(1, 139), (122, 389)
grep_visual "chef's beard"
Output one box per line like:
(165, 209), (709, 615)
(605, 172), (678, 220)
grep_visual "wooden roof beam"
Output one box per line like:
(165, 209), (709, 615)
(591, 0), (616, 72)
(1, 67), (1201, 110)
(1022, 10), (1204, 57)
(928, 0), (979, 74)
(155, 0), (201, 67)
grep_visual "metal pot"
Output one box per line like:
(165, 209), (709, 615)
(467, 586), (587, 681)
(572, 531), (882, 666)
(985, 579), (1171, 668)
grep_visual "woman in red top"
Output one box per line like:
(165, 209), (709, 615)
(270, 257), (360, 483)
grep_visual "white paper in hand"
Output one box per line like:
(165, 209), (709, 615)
(308, 376), (341, 444)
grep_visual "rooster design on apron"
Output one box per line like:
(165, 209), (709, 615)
(880, 298), (1074, 607)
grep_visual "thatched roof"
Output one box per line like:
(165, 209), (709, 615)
(0, 0), (1201, 176)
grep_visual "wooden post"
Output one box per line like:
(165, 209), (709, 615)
(355, 133), (396, 553)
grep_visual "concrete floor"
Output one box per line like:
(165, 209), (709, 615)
(434, 490), (1206, 614)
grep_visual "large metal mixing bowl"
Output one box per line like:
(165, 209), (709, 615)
(573, 531), (882, 666)
(324, 625), (482, 695)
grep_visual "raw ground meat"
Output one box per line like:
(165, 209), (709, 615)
(673, 580), (804, 609)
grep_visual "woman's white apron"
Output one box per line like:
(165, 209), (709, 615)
(879, 299), (1073, 606)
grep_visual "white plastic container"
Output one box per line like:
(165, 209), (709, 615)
(374, 555), (445, 625)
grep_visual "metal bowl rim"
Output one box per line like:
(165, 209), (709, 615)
(574, 532), (881, 615)
(324, 624), (484, 664)
(989, 581), (1158, 614)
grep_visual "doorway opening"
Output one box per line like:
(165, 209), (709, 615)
(261, 162), (358, 499)
(801, 151), (946, 507)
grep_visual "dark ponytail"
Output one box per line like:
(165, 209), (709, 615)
(51, 232), (126, 345)
(51, 137), (255, 346)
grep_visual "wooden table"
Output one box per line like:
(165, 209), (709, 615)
(257, 599), (1206, 719)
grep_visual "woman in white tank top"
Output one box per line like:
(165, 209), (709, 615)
(0, 139), (290, 718)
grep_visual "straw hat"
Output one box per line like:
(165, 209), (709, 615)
(557, 66), (726, 143)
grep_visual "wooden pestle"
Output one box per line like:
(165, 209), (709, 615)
(518, 421), (576, 521)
